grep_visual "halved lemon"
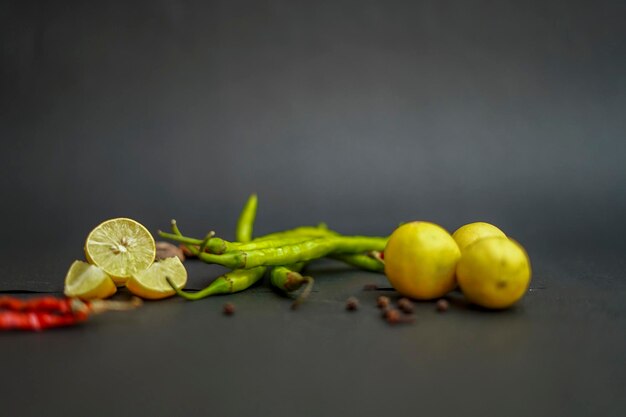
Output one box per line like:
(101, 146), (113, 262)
(64, 260), (117, 300)
(126, 256), (187, 300)
(84, 218), (156, 285)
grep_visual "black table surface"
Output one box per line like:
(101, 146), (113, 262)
(1, 1), (625, 416)
(1, 240), (625, 417)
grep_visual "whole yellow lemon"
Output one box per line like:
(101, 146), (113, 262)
(384, 221), (461, 300)
(456, 237), (531, 309)
(452, 222), (506, 251)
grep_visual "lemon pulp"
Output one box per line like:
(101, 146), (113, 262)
(84, 218), (156, 285)
(126, 256), (187, 300)
(64, 260), (117, 300)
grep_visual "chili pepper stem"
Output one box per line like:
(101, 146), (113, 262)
(290, 276), (314, 310)
(170, 220), (201, 256)
(165, 221), (230, 254)
(198, 231), (216, 254)
(158, 230), (203, 246)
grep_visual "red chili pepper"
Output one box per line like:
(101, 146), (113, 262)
(0, 296), (91, 331)
(0, 296), (74, 313)
(0, 296), (141, 332)
(0, 310), (88, 331)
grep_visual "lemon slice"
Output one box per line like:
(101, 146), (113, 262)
(126, 257), (187, 300)
(84, 218), (156, 285)
(64, 260), (117, 300)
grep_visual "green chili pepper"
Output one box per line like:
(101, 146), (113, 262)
(235, 193), (257, 243)
(160, 223), (377, 256)
(168, 194), (267, 300)
(167, 267), (267, 300)
(253, 223), (338, 241)
(158, 223), (335, 254)
(269, 253), (383, 309)
(167, 230), (268, 300)
(260, 223), (329, 309)
(194, 236), (387, 269)
(270, 263), (314, 309)
(162, 193), (387, 302)
(162, 220), (386, 270)
(330, 252), (385, 272)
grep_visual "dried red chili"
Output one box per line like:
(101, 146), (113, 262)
(0, 296), (141, 331)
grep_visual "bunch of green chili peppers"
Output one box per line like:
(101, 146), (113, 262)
(160, 194), (386, 308)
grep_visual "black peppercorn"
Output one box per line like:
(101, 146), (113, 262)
(346, 297), (359, 311)
(397, 297), (415, 314)
(436, 299), (449, 312)
(223, 303), (235, 315)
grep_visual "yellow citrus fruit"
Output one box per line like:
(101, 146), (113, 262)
(126, 256), (187, 300)
(384, 221), (461, 300)
(84, 218), (156, 286)
(452, 222), (506, 251)
(64, 260), (117, 300)
(456, 237), (531, 309)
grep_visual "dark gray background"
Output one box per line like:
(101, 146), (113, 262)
(1, 1), (625, 416)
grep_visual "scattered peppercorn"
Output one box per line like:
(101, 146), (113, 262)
(436, 299), (449, 312)
(346, 297), (359, 311)
(385, 308), (415, 325)
(382, 308), (415, 325)
(155, 241), (185, 261)
(377, 296), (390, 309)
(384, 308), (401, 324)
(223, 303), (235, 316)
(397, 297), (415, 314)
